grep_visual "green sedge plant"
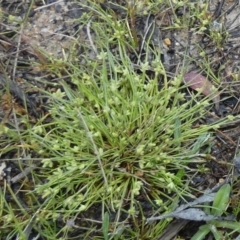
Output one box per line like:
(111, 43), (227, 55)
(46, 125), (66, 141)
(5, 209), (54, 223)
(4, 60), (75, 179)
(23, 10), (224, 238)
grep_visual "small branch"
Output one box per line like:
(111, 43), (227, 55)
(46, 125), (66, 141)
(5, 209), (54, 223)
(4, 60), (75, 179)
(12, 26), (23, 81)
(10, 164), (37, 184)
(34, 0), (63, 11)
(86, 20), (98, 55)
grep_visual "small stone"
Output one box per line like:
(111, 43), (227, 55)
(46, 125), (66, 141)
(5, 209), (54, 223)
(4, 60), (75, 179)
(163, 38), (171, 46)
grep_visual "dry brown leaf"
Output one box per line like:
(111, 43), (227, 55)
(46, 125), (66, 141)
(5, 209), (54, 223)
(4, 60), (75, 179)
(183, 72), (220, 110)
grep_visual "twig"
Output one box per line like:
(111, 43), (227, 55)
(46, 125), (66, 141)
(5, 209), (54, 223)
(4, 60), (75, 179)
(227, 12), (240, 31)
(216, 129), (237, 146)
(86, 20), (98, 55)
(0, 46), (30, 59)
(213, 0), (225, 18)
(16, 207), (42, 240)
(40, 31), (77, 41)
(78, 111), (108, 187)
(12, 26), (23, 81)
(34, 0), (63, 11)
(10, 164), (37, 184)
(137, 14), (155, 65)
(157, 220), (189, 240)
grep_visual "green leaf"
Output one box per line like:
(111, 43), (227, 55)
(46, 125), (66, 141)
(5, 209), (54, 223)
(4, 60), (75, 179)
(191, 224), (210, 240)
(211, 184), (231, 216)
(203, 202), (211, 215)
(209, 224), (223, 240)
(214, 220), (240, 232)
(103, 212), (110, 240)
(190, 133), (210, 154)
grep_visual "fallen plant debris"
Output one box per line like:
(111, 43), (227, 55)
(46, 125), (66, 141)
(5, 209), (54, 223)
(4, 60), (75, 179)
(183, 72), (220, 111)
(147, 182), (233, 222)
